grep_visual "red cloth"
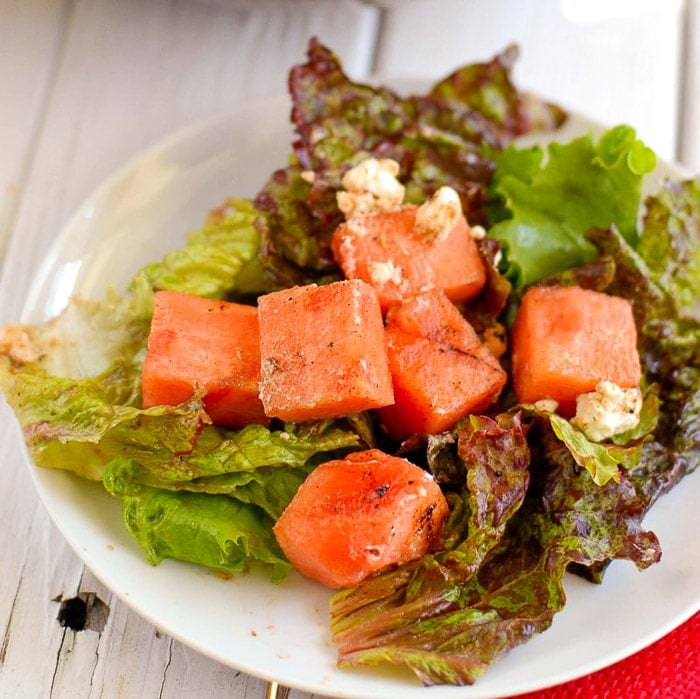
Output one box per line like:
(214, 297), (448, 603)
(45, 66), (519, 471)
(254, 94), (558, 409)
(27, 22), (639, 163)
(512, 611), (700, 698)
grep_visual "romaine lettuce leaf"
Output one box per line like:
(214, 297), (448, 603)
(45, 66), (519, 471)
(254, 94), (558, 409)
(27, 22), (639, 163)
(489, 125), (656, 287)
(135, 197), (270, 299)
(99, 417), (369, 578)
(104, 458), (291, 582)
(0, 284), (161, 480)
(3, 368), (209, 480)
(0, 281), (152, 382)
(104, 420), (367, 519)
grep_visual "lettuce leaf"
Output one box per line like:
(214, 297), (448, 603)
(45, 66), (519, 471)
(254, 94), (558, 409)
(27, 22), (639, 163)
(331, 410), (536, 685)
(104, 458), (291, 582)
(0, 281), (152, 382)
(104, 420), (367, 519)
(583, 181), (700, 503)
(637, 176), (700, 320)
(256, 39), (566, 288)
(333, 537), (566, 686)
(135, 197), (270, 299)
(1, 367), (209, 481)
(100, 419), (367, 579)
(523, 417), (661, 573)
(330, 409), (661, 686)
(489, 125), (656, 287)
(549, 413), (639, 486)
(0, 284), (161, 480)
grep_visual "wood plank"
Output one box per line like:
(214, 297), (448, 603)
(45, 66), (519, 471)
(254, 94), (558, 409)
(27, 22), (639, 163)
(0, 446), (85, 696)
(77, 569), (271, 698)
(375, 0), (685, 162)
(680, 0), (700, 169)
(0, 0), (66, 265)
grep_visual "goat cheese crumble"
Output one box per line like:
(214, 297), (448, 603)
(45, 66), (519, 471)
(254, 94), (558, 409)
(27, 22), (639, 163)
(571, 380), (643, 442)
(336, 157), (405, 219)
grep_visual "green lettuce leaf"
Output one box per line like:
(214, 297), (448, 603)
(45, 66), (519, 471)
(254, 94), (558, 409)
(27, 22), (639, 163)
(103, 458), (291, 582)
(0, 284), (162, 480)
(2, 365), (208, 480)
(99, 417), (369, 581)
(549, 413), (640, 486)
(106, 420), (367, 519)
(0, 282), (152, 382)
(489, 125), (656, 287)
(135, 197), (268, 299)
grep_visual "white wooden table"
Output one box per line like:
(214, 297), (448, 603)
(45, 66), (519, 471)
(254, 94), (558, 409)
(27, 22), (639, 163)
(1, 2), (697, 697)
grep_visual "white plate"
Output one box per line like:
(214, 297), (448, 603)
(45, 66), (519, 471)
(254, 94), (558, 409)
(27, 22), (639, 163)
(18, 92), (700, 698)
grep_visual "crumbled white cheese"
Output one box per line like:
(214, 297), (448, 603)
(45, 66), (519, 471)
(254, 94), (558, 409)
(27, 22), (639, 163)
(336, 157), (405, 219)
(470, 225), (486, 240)
(300, 170), (316, 184)
(414, 186), (463, 241)
(571, 381), (643, 442)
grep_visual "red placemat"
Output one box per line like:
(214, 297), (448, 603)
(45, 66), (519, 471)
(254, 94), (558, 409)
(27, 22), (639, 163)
(511, 610), (700, 698)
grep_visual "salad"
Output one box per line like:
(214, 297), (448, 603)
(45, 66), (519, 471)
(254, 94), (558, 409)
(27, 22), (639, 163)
(1, 39), (698, 687)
